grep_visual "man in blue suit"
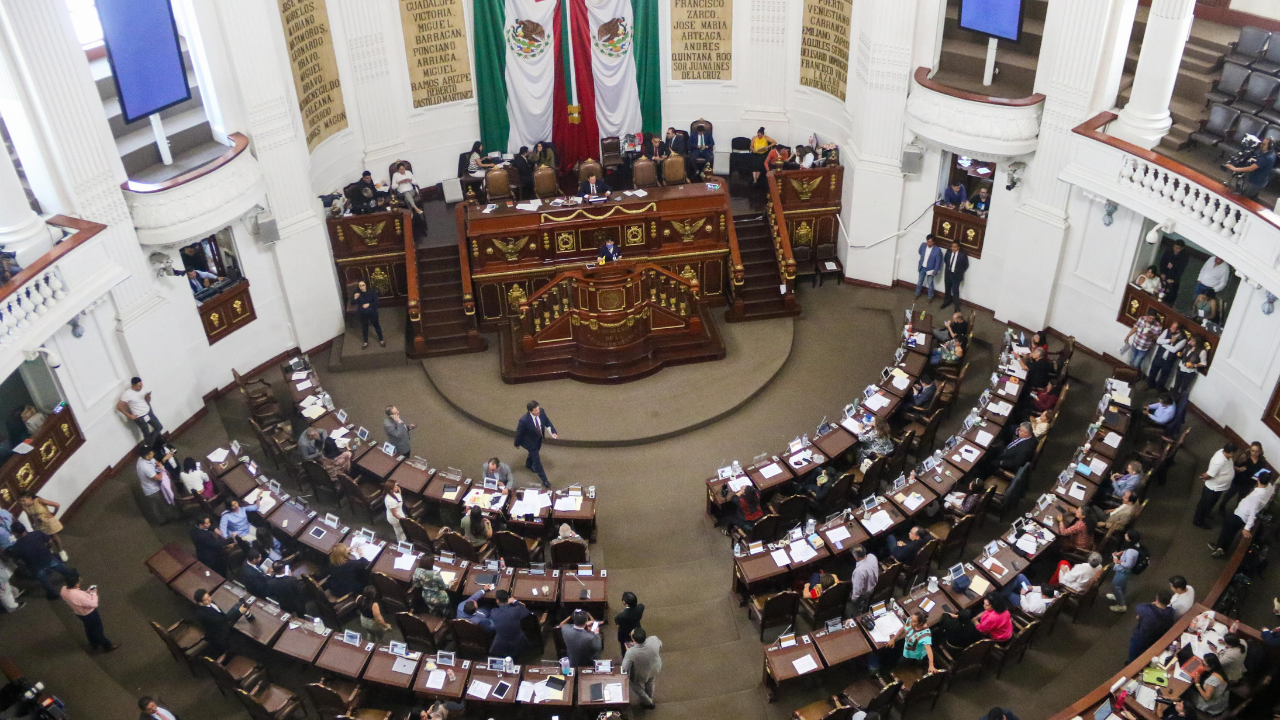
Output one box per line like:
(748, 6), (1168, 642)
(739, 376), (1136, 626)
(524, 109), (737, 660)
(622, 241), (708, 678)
(514, 400), (557, 488)
(690, 126), (714, 167)
(916, 234), (943, 300)
(940, 239), (969, 310)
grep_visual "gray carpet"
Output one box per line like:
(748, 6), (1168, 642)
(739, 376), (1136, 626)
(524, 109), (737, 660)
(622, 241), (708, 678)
(0, 283), (1256, 720)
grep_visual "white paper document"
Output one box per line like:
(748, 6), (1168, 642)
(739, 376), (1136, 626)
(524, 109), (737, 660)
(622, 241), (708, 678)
(392, 554), (417, 571)
(861, 510), (894, 534)
(517, 682), (535, 702)
(975, 430), (994, 447)
(1089, 458), (1108, 475)
(1103, 432), (1122, 448)
(1068, 483), (1087, 501)
(392, 657), (417, 674)
(840, 417), (865, 435)
(892, 375), (910, 390)
(207, 447), (229, 463)
(901, 492), (927, 511)
(827, 525), (852, 543)
(425, 669), (447, 689)
(989, 401), (1013, 416)
(727, 477), (753, 492)
(302, 405), (327, 420)
(792, 654), (819, 675)
(869, 614), (904, 644)
(981, 557), (1008, 577)
(760, 463), (784, 479)
(1136, 686), (1157, 710)
(789, 540), (818, 564)
(604, 683), (624, 703)
(554, 496), (583, 512)
(770, 549), (791, 567)
(290, 371), (308, 381)
(330, 426), (349, 439)
(1015, 535), (1039, 555)
(467, 680), (492, 699)
(865, 394), (890, 411)
(959, 445), (980, 462)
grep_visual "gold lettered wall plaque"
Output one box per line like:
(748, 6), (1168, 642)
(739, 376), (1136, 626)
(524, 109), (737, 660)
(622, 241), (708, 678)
(670, 0), (732, 81)
(399, 0), (474, 107)
(799, 0), (852, 101)
(278, 0), (348, 151)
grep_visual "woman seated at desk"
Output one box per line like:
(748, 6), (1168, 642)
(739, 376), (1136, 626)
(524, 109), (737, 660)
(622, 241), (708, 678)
(534, 141), (557, 169)
(750, 127), (774, 183)
(467, 141), (498, 178)
(856, 416), (895, 464)
(935, 593), (1013, 649)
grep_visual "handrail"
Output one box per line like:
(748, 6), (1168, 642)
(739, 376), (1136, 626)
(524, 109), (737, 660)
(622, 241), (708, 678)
(402, 209), (421, 341)
(0, 216), (104, 308)
(454, 203), (477, 320)
(765, 171), (796, 294)
(523, 261), (697, 309)
(120, 132), (250, 194)
(1073, 112), (1280, 232)
(913, 67), (1045, 107)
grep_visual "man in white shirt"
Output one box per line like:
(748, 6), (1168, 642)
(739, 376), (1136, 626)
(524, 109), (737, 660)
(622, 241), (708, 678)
(1168, 575), (1195, 617)
(117, 377), (162, 444)
(1195, 256), (1230, 298)
(845, 545), (879, 617)
(138, 696), (177, 720)
(1059, 553), (1104, 594)
(1210, 470), (1272, 558)
(135, 448), (172, 525)
(1194, 442), (1236, 529)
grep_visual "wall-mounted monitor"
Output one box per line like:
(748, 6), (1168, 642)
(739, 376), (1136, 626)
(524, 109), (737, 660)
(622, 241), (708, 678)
(97, 0), (192, 124)
(958, 0), (1026, 43)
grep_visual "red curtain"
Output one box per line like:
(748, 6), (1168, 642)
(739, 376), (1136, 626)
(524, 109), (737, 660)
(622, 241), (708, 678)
(552, 0), (600, 174)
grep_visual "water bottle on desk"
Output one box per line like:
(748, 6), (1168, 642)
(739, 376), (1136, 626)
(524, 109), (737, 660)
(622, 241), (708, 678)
(560, 657), (570, 675)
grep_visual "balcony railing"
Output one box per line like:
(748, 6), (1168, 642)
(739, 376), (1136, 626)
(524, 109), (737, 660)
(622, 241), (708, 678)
(906, 67), (1046, 157)
(1063, 112), (1280, 295)
(0, 216), (104, 347)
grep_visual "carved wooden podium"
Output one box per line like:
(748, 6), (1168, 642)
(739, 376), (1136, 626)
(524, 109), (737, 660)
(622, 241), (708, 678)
(498, 261), (725, 383)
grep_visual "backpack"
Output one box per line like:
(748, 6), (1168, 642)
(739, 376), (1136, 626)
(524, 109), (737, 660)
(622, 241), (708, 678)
(1132, 543), (1150, 575)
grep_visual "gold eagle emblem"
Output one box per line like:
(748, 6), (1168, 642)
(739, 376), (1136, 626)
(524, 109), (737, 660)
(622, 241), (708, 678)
(351, 221), (386, 246)
(790, 176), (823, 201)
(669, 218), (706, 243)
(492, 236), (529, 262)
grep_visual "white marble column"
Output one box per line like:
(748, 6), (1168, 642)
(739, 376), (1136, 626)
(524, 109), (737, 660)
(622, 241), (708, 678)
(0, 144), (53, 265)
(843, 0), (918, 287)
(334, 0), (408, 176)
(995, 0), (1136, 330)
(1111, 0), (1195, 149)
(215, 0), (343, 351)
(744, 0), (790, 129)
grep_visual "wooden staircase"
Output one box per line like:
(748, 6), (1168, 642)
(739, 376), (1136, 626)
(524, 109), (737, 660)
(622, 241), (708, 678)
(411, 246), (488, 357)
(725, 214), (799, 322)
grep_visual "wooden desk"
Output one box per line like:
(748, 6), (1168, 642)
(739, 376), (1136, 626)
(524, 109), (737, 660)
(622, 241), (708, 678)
(1028, 494), (1076, 531)
(854, 499), (906, 541)
(560, 570), (607, 620)
(242, 486), (289, 520)
(390, 460), (434, 496)
(783, 447), (825, 478)
(900, 351), (927, 377)
(733, 549), (791, 601)
(267, 501), (316, 539)
(309, 412), (344, 434)
(463, 565), (514, 601)
(550, 489), (597, 541)
(356, 447), (403, 484)
(210, 581), (248, 614)
(298, 517), (351, 555)
(763, 635), (824, 700)
(898, 585), (958, 629)
(371, 546), (424, 584)
(506, 488), (552, 537)
(273, 621), (331, 663)
(747, 460), (793, 494)
(993, 375), (1025, 405)
(1001, 521), (1056, 563)
(881, 369), (916, 398)
(915, 462), (963, 499)
(462, 485), (510, 515)
(424, 470), (470, 510)
(430, 556), (470, 593)
(1101, 405), (1131, 434)
(817, 516), (870, 557)
(813, 427), (858, 460)
(466, 665), (521, 705)
(1053, 476), (1099, 508)
(145, 544), (195, 584)
(1075, 451), (1115, 484)
(411, 656), (470, 702)
(863, 389), (903, 420)
(511, 569), (561, 607)
(341, 536), (387, 568)
(1091, 429), (1125, 460)
(976, 543), (1027, 588)
(857, 603), (911, 651)
(315, 635), (375, 679)
(981, 397), (1016, 427)
(363, 647), (422, 689)
(961, 422), (1000, 451)
(887, 480), (938, 522)
(234, 597), (289, 647)
(219, 466), (259, 498)
(576, 668), (629, 711)
(781, 536), (831, 577)
(941, 563), (992, 612)
(287, 371), (320, 405)
(170, 562), (224, 602)
(520, 665), (575, 709)
(204, 451), (242, 478)
(942, 439), (986, 476)
(904, 329), (933, 357)
(811, 624), (873, 668)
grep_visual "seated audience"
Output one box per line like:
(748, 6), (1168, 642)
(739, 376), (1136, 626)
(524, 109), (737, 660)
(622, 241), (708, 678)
(887, 526), (930, 564)
(481, 457), (513, 489)
(940, 179), (967, 209)
(326, 543), (369, 598)
(867, 609), (936, 677)
(1133, 265), (1162, 295)
(178, 457), (213, 499)
(1191, 652), (1230, 715)
(936, 593), (1012, 649)
(461, 506), (493, 549)
(358, 585), (394, 641)
(1144, 393), (1176, 427)
(1058, 552), (1104, 594)
(534, 141), (556, 169)
(802, 571), (837, 599)
(856, 416), (895, 463)
(411, 566), (452, 617)
(1002, 574), (1057, 616)
(466, 142), (497, 179)
(933, 311), (970, 345)
(1108, 460), (1145, 498)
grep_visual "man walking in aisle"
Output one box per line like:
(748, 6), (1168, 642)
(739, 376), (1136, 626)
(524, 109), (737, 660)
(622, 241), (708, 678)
(622, 626), (662, 709)
(61, 572), (120, 654)
(514, 400), (557, 488)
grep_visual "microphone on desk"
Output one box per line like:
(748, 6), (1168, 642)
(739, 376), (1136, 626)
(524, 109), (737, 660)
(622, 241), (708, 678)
(572, 574), (586, 587)
(779, 623), (793, 639)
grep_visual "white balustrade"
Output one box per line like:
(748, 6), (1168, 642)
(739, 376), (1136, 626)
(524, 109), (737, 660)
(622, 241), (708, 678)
(0, 268), (68, 345)
(1117, 157), (1249, 241)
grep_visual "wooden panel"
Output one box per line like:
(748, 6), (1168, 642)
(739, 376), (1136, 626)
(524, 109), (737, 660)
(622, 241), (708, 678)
(327, 210), (410, 258)
(0, 403), (84, 511)
(931, 205), (986, 259)
(1263, 376), (1280, 438)
(199, 280), (258, 345)
(1117, 284), (1218, 372)
(776, 167), (844, 207)
(337, 257), (409, 308)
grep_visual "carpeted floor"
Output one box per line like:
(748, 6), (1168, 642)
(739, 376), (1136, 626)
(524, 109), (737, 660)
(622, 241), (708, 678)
(0, 283), (1265, 720)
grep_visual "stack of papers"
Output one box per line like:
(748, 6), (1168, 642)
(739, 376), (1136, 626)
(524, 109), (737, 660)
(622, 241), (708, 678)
(467, 680), (492, 699)
(727, 477), (753, 492)
(759, 463), (784, 479)
(553, 495), (583, 512)
(892, 375), (910, 390)
(1103, 432), (1122, 448)
(975, 430), (994, 447)
(392, 553), (418, 571)
(246, 489), (278, 515)
(604, 683), (624, 703)
(968, 576), (992, 596)
(988, 400), (1013, 416)
(791, 654), (819, 675)
(207, 447), (230, 463)
(840, 417), (865, 435)
(865, 394), (890, 411)
(981, 557), (1008, 578)
(789, 539), (818, 564)
(424, 669), (447, 689)
(330, 426), (349, 439)
(826, 525), (852, 544)
(770, 549), (791, 567)
(1015, 534), (1040, 555)
(861, 509), (894, 534)
(958, 445), (981, 462)
(302, 405), (327, 420)
(1068, 483), (1087, 501)
(290, 371), (309, 381)
(899, 492), (927, 511)
(870, 613), (905, 644)
(295, 380), (313, 392)
(1089, 457), (1108, 475)
(510, 491), (552, 517)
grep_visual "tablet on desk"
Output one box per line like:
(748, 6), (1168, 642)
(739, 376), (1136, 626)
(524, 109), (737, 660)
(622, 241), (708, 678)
(309, 527), (326, 539)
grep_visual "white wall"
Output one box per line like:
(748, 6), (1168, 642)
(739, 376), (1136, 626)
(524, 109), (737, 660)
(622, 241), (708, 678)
(1230, 0), (1280, 22)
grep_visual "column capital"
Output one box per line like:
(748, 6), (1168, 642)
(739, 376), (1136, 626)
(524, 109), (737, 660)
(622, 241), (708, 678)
(1150, 0), (1196, 20)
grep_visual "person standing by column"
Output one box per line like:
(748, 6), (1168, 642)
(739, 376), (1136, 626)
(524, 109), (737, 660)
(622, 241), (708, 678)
(60, 572), (120, 654)
(940, 239), (968, 310)
(383, 406), (414, 456)
(352, 280), (384, 350)
(622, 627), (662, 709)
(514, 400), (557, 489)
(915, 234), (943, 300)
(383, 480), (408, 544)
(117, 377), (162, 444)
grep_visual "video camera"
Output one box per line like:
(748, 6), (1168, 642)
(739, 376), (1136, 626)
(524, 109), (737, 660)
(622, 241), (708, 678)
(1226, 134), (1262, 194)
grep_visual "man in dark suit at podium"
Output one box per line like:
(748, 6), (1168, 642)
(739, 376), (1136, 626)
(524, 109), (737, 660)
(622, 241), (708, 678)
(578, 172), (610, 197)
(514, 400), (557, 488)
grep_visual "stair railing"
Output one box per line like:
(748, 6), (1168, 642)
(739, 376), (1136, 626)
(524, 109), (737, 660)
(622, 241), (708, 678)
(766, 171), (798, 312)
(453, 203), (483, 347)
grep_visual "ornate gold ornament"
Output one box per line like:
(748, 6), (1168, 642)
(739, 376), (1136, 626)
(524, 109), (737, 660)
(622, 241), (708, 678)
(16, 464), (34, 489)
(790, 176), (823, 201)
(680, 265), (697, 282)
(541, 203), (656, 222)
(351, 221), (387, 246)
(370, 268), (392, 294)
(1128, 298), (1140, 315)
(492, 236), (529, 262)
(965, 228), (976, 242)
(209, 313), (221, 327)
(598, 289), (624, 311)
(233, 300), (244, 315)
(557, 231), (576, 252)
(39, 439), (56, 462)
(625, 225), (645, 246)
(507, 284), (528, 312)
(941, 221), (952, 235)
(60, 423), (71, 439)
(793, 221), (813, 247)
(670, 217), (707, 243)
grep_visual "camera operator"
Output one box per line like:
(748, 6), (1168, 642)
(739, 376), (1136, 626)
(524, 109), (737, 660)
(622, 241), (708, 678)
(1225, 137), (1275, 200)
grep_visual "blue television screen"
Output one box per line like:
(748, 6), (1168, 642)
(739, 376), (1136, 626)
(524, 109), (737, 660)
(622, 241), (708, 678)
(958, 0), (1024, 43)
(97, 0), (191, 124)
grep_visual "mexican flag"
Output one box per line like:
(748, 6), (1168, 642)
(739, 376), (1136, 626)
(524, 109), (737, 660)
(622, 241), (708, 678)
(475, 0), (661, 170)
